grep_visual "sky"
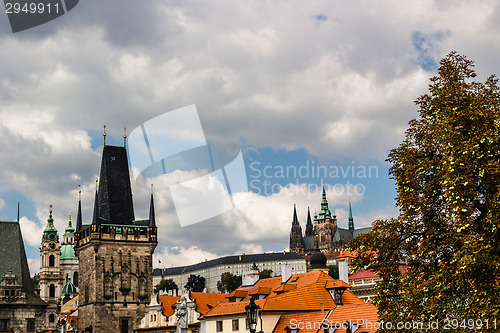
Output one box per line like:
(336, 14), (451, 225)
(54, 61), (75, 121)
(0, 0), (499, 275)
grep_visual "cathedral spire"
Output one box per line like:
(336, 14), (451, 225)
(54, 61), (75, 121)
(316, 186), (332, 220)
(292, 204), (299, 225)
(149, 184), (156, 227)
(305, 207), (314, 237)
(348, 200), (354, 234)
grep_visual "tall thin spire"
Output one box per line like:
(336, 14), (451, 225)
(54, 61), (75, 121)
(76, 186), (82, 232)
(92, 180), (99, 225)
(149, 184), (156, 227)
(17, 202), (19, 222)
(103, 125), (107, 146)
(348, 200), (354, 234)
(305, 207), (314, 237)
(292, 204), (299, 225)
(123, 127), (127, 148)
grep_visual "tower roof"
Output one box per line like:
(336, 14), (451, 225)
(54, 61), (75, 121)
(42, 206), (59, 242)
(64, 213), (75, 235)
(292, 204), (299, 225)
(315, 187), (332, 220)
(62, 276), (78, 296)
(93, 145), (135, 225)
(0, 221), (46, 306)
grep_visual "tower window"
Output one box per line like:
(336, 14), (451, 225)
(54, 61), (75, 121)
(49, 255), (55, 267)
(49, 314), (55, 323)
(49, 284), (55, 298)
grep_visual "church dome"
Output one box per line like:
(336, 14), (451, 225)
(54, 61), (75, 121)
(62, 277), (77, 296)
(310, 250), (327, 270)
(60, 244), (77, 260)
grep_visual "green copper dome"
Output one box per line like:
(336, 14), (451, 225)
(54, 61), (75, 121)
(62, 276), (77, 296)
(42, 205), (59, 242)
(60, 244), (77, 260)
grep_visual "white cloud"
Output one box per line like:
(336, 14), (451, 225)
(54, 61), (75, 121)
(27, 258), (40, 276)
(153, 245), (218, 269)
(19, 216), (44, 248)
(0, 0), (498, 263)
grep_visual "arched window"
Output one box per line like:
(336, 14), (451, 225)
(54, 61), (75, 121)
(73, 271), (79, 287)
(49, 284), (55, 298)
(49, 255), (55, 267)
(49, 314), (55, 323)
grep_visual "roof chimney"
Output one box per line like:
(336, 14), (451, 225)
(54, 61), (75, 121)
(282, 264), (292, 283)
(338, 260), (348, 283)
(242, 270), (259, 287)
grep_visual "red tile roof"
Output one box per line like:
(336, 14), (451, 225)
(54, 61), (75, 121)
(273, 311), (332, 333)
(349, 265), (409, 281)
(189, 292), (226, 316)
(272, 303), (378, 333)
(158, 294), (180, 317)
(157, 292), (226, 317)
(203, 271), (364, 318)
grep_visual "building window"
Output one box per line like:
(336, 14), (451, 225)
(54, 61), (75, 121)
(49, 314), (55, 323)
(73, 271), (79, 287)
(121, 318), (129, 333)
(49, 255), (55, 267)
(49, 284), (55, 298)
(232, 319), (239, 331)
(216, 321), (223, 332)
(0, 319), (9, 332)
(27, 319), (35, 331)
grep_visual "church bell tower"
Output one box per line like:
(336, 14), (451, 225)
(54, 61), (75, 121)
(75, 143), (157, 333)
(39, 206), (63, 331)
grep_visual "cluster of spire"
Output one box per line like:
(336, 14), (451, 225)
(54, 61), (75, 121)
(292, 186), (355, 234)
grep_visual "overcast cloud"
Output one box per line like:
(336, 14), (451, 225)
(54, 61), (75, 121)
(0, 0), (499, 273)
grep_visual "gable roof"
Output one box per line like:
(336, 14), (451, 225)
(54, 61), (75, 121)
(0, 220), (46, 306)
(203, 271), (363, 318)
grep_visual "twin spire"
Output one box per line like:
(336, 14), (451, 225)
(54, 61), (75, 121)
(102, 125), (128, 148)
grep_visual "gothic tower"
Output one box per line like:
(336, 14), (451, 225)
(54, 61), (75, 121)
(75, 145), (157, 333)
(39, 206), (63, 331)
(313, 187), (337, 253)
(289, 204), (304, 255)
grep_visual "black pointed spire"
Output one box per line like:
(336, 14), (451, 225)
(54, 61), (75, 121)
(92, 145), (135, 225)
(76, 189), (82, 232)
(149, 185), (156, 227)
(305, 207), (314, 237)
(292, 204), (299, 225)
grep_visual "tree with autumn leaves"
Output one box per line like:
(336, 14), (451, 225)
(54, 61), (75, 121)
(351, 52), (500, 332)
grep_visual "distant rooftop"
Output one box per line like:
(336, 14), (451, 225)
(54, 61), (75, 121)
(153, 252), (305, 276)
